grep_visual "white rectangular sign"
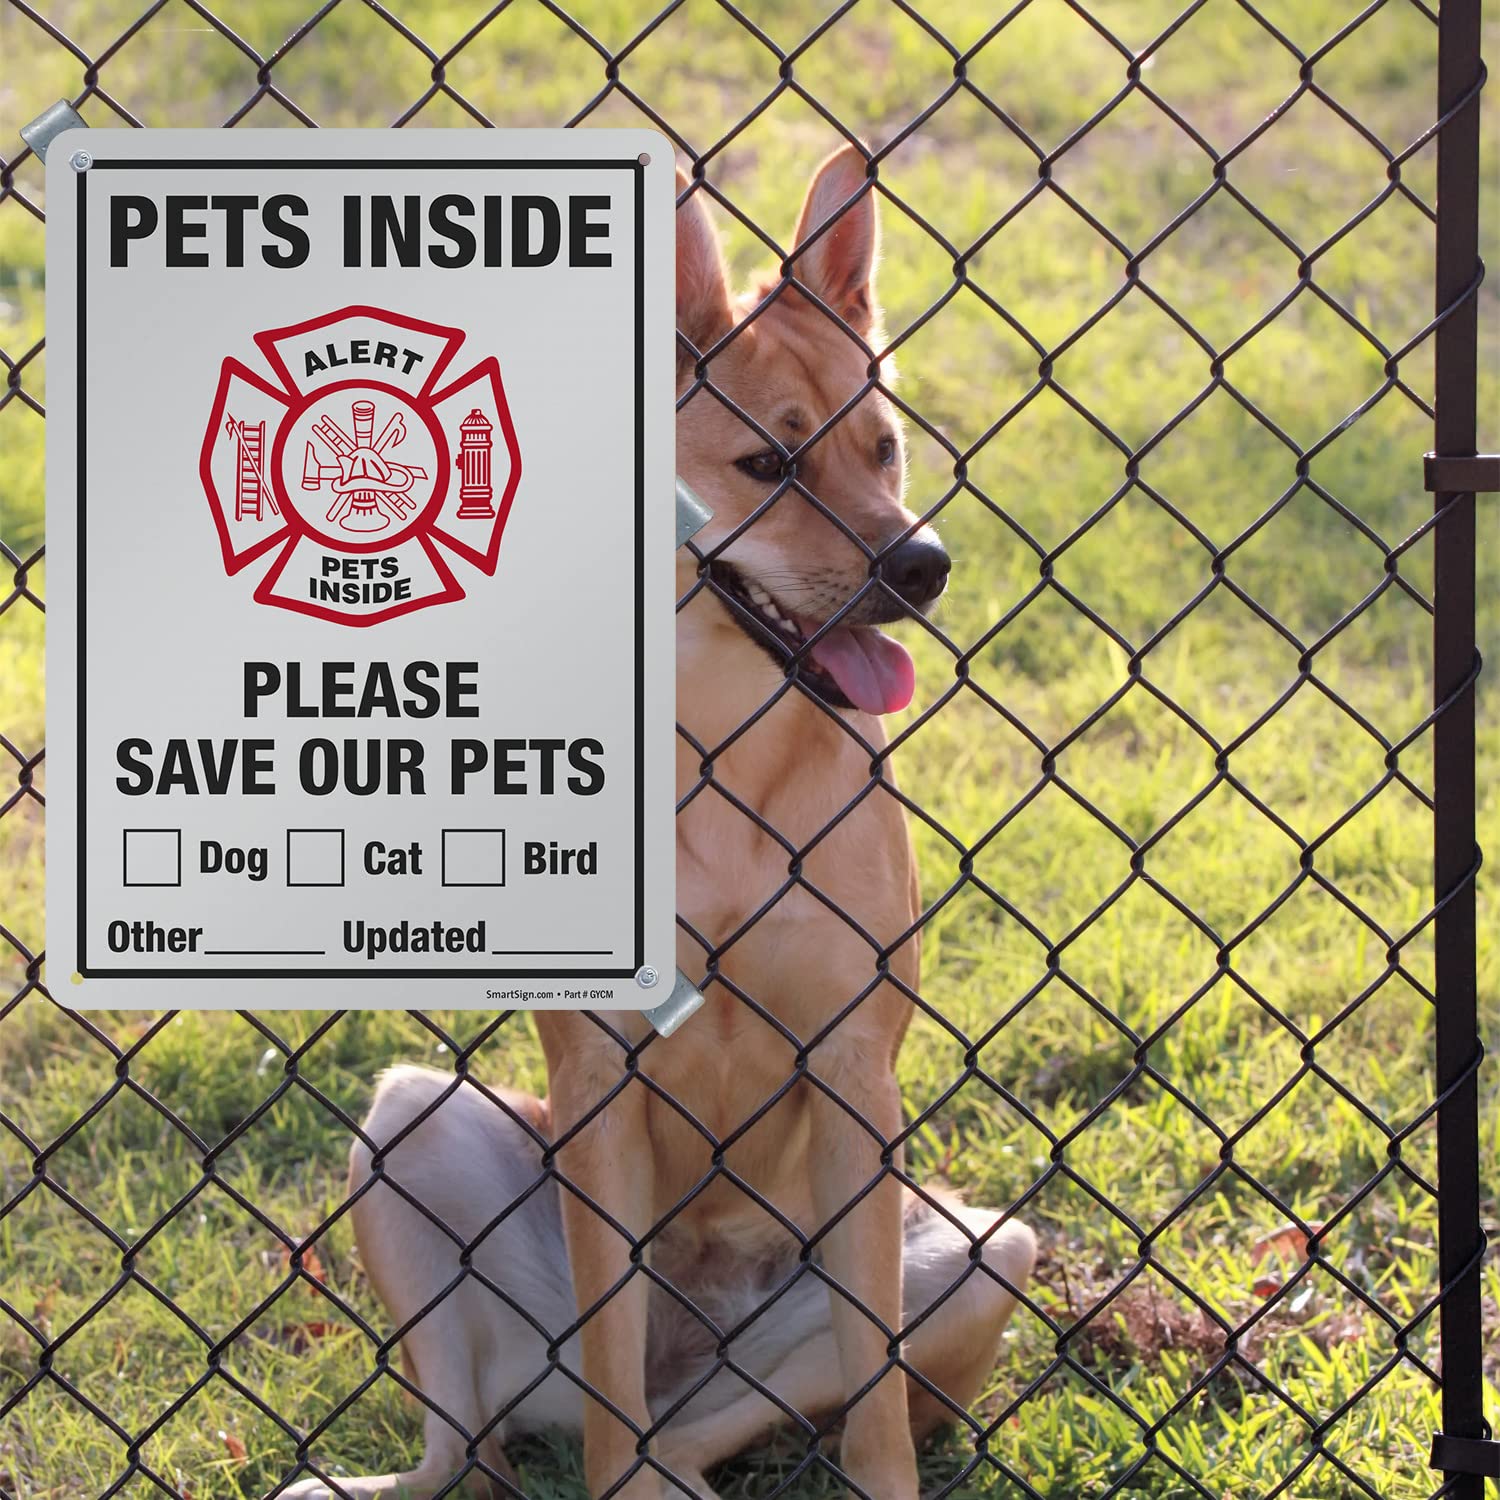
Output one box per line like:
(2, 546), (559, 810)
(45, 130), (676, 1008)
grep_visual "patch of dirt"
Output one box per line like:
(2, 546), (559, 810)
(1034, 1240), (1373, 1402)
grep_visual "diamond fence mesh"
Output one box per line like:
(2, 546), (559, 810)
(0, 1), (1495, 1498)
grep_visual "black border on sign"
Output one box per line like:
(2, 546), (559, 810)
(77, 157), (646, 981)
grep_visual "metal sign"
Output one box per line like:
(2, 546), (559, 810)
(44, 130), (675, 1009)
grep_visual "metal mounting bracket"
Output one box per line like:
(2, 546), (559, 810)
(19, 99), (88, 162)
(636, 479), (714, 1035)
(1424, 452), (1500, 493)
(676, 477), (712, 548)
(1430, 1432), (1500, 1478)
(642, 969), (706, 1037)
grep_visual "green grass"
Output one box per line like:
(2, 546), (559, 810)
(1, 0), (1498, 1496)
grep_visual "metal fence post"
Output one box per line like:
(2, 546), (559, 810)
(1429, 0), (1492, 1491)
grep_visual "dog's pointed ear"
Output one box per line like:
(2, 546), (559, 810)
(677, 169), (733, 366)
(791, 145), (879, 336)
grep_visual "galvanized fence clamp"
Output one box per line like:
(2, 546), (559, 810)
(18, 99), (87, 162)
(638, 480), (713, 1038)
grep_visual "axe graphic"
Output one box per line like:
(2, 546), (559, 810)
(303, 443), (344, 490)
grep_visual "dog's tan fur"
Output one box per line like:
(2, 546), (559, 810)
(281, 150), (1034, 1500)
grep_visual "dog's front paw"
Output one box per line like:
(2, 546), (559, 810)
(271, 1479), (336, 1500)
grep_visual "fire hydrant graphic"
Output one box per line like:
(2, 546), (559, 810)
(301, 398), (430, 534)
(456, 408), (496, 519)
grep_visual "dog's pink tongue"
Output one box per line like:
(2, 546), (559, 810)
(806, 625), (915, 715)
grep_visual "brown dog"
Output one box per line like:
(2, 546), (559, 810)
(282, 148), (1034, 1500)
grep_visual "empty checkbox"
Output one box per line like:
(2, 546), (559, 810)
(286, 828), (345, 888)
(441, 828), (506, 887)
(123, 828), (181, 888)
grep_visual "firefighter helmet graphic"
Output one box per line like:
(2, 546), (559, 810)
(201, 306), (520, 626)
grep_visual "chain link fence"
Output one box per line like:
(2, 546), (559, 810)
(0, 1), (1494, 1497)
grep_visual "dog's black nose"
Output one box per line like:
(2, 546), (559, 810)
(881, 536), (951, 607)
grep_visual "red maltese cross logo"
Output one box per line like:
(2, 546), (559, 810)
(200, 306), (521, 626)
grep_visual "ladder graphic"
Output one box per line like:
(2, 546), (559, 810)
(225, 416), (278, 521)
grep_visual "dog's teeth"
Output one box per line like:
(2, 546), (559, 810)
(731, 573), (807, 642)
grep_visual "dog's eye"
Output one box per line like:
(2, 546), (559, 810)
(876, 434), (898, 467)
(735, 450), (785, 482)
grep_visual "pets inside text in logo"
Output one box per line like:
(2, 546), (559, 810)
(201, 306), (521, 626)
